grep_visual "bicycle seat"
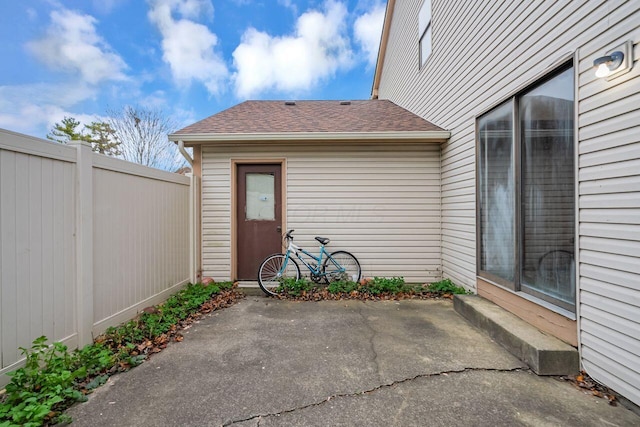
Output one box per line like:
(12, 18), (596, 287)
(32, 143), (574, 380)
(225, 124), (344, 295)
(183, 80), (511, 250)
(315, 236), (330, 245)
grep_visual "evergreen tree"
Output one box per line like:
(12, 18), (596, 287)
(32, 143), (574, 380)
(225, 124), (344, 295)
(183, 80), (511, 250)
(85, 121), (122, 156)
(47, 117), (122, 156)
(46, 116), (82, 144)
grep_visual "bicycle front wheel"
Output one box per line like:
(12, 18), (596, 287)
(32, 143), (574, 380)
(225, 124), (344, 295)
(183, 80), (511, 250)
(323, 251), (361, 283)
(258, 254), (301, 297)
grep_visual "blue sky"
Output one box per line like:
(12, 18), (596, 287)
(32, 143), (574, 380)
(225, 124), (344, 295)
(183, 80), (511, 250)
(0, 0), (385, 138)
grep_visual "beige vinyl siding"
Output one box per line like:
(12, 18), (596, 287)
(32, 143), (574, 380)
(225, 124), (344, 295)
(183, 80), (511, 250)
(577, 20), (640, 406)
(201, 143), (441, 283)
(378, 0), (640, 406)
(377, 0), (632, 291)
(201, 152), (232, 280)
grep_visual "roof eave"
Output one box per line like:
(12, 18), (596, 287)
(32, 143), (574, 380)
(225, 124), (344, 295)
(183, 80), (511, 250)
(169, 131), (451, 144)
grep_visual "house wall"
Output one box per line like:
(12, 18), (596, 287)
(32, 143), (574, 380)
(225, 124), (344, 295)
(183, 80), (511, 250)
(201, 142), (441, 283)
(0, 130), (190, 387)
(577, 18), (640, 406)
(376, 0), (640, 406)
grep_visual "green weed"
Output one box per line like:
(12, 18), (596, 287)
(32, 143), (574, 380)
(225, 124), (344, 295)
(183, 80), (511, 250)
(0, 337), (86, 427)
(276, 277), (313, 296)
(426, 278), (468, 295)
(327, 280), (359, 294)
(0, 282), (236, 427)
(362, 277), (411, 295)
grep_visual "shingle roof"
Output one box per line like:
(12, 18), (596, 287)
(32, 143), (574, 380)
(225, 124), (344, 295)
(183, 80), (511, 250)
(173, 100), (444, 135)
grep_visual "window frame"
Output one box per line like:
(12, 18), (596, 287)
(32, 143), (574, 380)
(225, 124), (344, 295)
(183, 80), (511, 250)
(475, 61), (576, 313)
(418, 0), (432, 67)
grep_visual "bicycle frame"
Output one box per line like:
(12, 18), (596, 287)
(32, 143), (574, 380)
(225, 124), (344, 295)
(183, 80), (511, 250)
(282, 239), (344, 278)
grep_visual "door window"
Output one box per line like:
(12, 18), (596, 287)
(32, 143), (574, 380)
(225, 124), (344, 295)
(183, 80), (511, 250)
(246, 173), (275, 220)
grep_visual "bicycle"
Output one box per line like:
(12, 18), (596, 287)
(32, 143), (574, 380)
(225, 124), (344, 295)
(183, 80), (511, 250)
(536, 249), (574, 287)
(257, 229), (361, 297)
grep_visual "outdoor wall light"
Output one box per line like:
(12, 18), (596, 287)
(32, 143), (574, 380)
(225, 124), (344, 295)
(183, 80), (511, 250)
(593, 41), (633, 80)
(594, 52), (624, 77)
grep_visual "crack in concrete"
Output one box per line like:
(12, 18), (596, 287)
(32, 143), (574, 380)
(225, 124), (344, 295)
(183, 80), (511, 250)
(357, 305), (381, 381)
(222, 366), (528, 426)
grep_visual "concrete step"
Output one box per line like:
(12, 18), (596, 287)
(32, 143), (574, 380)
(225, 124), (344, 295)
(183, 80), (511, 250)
(454, 294), (578, 375)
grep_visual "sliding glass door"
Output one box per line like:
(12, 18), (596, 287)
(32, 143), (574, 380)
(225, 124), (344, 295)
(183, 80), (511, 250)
(519, 67), (575, 310)
(477, 64), (575, 311)
(478, 101), (515, 286)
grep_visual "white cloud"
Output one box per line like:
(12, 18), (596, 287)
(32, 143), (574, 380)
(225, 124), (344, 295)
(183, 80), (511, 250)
(354, 2), (385, 67)
(0, 83), (99, 137)
(26, 7), (38, 21)
(172, 107), (198, 130)
(148, 0), (228, 95)
(26, 9), (128, 84)
(91, 0), (126, 14)
(277, 0), (298, 15)
(139, 90), (170, 109)
(232, 0), (354, 98)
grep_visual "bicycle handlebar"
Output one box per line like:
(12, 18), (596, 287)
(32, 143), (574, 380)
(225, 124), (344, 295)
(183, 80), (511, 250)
(284, 229), (295, 241)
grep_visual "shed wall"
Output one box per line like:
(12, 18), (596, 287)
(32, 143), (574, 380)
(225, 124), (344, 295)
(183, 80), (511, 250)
(377, 0), (640, 406)
(201, 143), (441, 283)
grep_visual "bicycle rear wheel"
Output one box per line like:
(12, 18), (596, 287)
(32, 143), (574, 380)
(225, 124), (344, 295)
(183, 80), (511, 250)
(258, 254), (301, 297)
(323, 251), (361, 283)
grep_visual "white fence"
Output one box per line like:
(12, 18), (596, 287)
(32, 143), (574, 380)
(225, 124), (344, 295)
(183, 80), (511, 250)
(0, 129), (192, 387)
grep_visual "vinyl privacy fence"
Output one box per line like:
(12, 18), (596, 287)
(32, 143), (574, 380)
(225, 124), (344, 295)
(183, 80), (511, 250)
(0, 129), (193, 387)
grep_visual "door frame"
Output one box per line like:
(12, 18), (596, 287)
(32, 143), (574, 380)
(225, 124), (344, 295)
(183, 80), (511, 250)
(230, 159), (287, 280)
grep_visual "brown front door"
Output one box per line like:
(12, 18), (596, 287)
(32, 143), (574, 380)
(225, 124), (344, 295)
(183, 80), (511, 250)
(237, 164), (282, 280)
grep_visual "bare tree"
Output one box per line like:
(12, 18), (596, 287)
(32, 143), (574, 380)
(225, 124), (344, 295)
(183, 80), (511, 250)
(105, 105), (186, 171)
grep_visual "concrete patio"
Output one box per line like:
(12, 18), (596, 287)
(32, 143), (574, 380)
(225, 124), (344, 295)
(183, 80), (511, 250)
(67, 296), (639, 426)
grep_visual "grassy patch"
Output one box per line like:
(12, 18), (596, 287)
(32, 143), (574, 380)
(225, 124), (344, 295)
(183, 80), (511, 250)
(0, 282), (240, 427)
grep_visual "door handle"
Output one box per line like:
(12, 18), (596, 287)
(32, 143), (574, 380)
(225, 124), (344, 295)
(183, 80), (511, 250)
(276, 226), (282, 233)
